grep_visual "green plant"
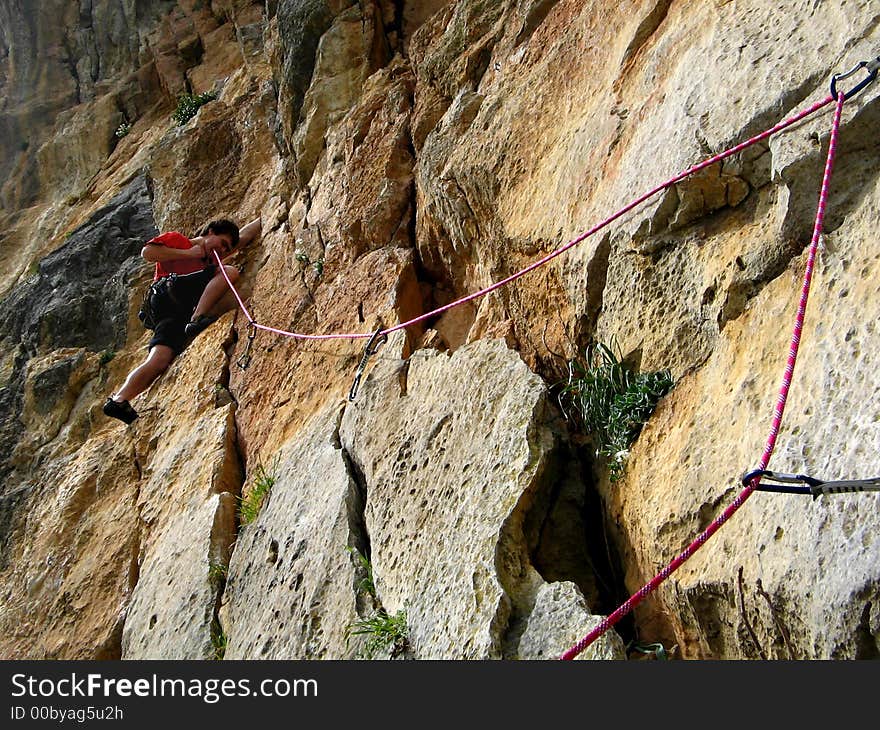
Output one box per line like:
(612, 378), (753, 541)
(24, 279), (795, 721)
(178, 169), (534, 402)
(207, 562), (228, 585)
(558, 342), (673, 481)
(345, 546), (375, 599)
(99, 349), (116, 366)
(238, 456), (279, 525)
(294, 250), (324, 277)
(210, 621), (228, 660)
(114, 121), (132, 138)
(347, 609), (407, 658)
(172, 90), (217, 126)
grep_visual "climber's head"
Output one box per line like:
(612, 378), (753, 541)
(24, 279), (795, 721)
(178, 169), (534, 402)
(203, 219), (240, 255)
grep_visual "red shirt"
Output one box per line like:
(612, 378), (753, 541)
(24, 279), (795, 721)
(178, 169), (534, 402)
(149, 231), (208, 280)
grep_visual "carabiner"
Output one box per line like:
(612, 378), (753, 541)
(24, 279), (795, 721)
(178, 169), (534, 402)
(742, 468), (880, 500)
(348, 327), (387, 401)
(236, 321), (258, 370)
(830, 55), (880, 101)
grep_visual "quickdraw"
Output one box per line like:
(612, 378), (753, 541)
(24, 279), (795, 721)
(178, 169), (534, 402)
(235, 321), (258, 370)
(742, 469), (880, 499)
(348, 327), (387, 401)
(830, 54), (880, 100)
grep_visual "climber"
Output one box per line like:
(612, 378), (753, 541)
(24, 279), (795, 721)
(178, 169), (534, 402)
(102, 216), (261, 424)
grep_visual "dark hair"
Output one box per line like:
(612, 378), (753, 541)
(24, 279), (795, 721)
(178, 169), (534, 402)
(206, 219), (240, 247)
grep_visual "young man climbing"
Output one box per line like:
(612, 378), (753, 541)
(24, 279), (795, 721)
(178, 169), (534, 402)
(102, 216), (261, 424)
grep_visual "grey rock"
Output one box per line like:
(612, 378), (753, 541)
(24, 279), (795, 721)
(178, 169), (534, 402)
(517, 581), (625, 660)
(222, 405), (363, 659)
(0, 175), (155, 356)
(275, 0), (336, 136)
(340, 337), (584, 658)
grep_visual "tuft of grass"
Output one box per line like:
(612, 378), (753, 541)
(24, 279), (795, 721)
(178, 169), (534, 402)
(558, 342), (673, 481)
(172, 90), (217, 126)
(345, 546), (375, 599)
(207, 562), (227, 585)
(210, 621), (228, 660)
(99, 349), (116, 367)
(238, 456), (279, 525)
(347, 609), (407, 659)
(294, 250), (324, 277)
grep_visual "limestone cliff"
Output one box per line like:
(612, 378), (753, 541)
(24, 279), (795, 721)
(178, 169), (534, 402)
(0, 0), (878, 660)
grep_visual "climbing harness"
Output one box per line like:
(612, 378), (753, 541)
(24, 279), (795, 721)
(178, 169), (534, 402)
(561, 56), (879, 659)
(742, 469), (880, 499)
(137, 273), (181, 329)
(348, 327), (387, 401)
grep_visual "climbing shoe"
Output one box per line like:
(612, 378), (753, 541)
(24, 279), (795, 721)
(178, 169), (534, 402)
(184, 314), (217, 339)
(103, 397), (138, 424)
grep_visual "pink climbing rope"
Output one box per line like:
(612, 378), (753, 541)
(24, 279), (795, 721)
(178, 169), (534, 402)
(213, 254), (372, 340)
(560, 91), (846, 660)
(215, 95), (834, 341)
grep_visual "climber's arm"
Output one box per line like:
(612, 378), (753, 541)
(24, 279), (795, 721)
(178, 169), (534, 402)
(141, 242), (206, 263)
(238, 217), (262, 247)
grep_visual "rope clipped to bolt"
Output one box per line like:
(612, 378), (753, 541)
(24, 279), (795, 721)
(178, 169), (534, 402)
(559, 58), (880, 660)
(214, 87), (853, 390)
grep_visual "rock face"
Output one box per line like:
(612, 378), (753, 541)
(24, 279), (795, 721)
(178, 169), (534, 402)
(220, 405), (363, 659)
(1, 0), (879, 661)
(0, 176), (155, 480)
(340, 336), (610, 659)
(518, 581), (625, 661)
(610, 164), (880, 659)
(221, 339), (613, 660)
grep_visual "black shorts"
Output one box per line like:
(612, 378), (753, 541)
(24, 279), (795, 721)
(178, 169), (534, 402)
(146, 268), (217, 354)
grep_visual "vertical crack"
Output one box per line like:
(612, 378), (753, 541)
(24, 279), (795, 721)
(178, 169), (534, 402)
(337, 431), (371, 604)
(208, 323), (249, 658)
(854, 601), (879, 660)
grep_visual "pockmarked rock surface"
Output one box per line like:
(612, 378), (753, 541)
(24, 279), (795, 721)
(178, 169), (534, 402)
(517, 581), (625, 661)
(340, 336), (620, 658)
(122, 492), (237, 660)
(608, 168), (880, 660)
(221, 405), (362, 659)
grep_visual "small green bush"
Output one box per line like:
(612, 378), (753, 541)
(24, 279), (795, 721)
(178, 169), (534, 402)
(347, 609), (407, 658)
(559, 342), (673, 481)
(114, 121), (132, 138)
(172, 90), (217, 126)
(238, 456), (278, 525)
(294, 250), (324, 277)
